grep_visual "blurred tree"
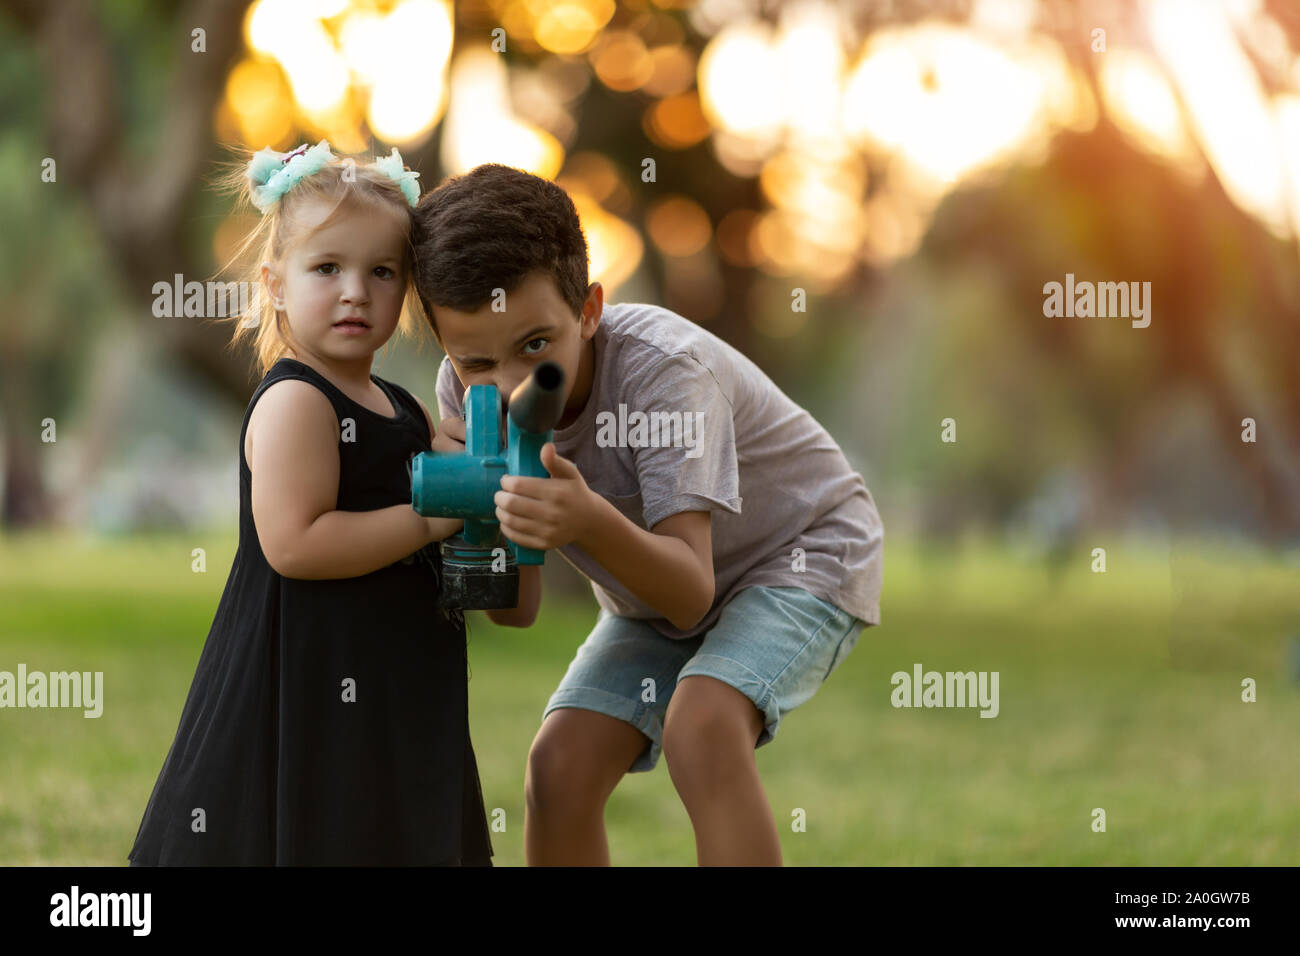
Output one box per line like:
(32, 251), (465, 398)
(0, 0), (255, 396)
(0, 0), (254, 528)
(2, 0), (1298, 545)
(916, 1), (1300, 540)
(0, 128), (118, 530)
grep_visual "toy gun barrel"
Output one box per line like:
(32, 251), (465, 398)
(508, 361), (566, 434)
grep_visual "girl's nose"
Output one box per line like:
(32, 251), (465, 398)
(339, 276), (370, 304)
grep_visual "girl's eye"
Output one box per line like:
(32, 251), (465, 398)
(374, 266), (395, 279)
(522, 337), (548, 354)
(315, 263), (338, 275)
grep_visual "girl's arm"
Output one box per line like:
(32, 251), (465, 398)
(248, 379), (461, 580)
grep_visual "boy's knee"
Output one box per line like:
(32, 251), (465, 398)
(525, 710), (638, 815)
(662, 681), (762, 780)
(664, 678), (762, 748)
(662, 716), (739, 776)
(525, 739), (577, 815)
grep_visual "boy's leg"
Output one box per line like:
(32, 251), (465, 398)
(663, 586), (866, 866)
(524, 707), (648, 865)
(662, 675), (780, 866)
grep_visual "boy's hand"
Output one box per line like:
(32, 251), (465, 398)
(494, 443), (597, 551)
(432, 415), (466, 453)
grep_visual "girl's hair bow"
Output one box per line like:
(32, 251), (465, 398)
(246, 141), (420, 212)
(372, 148), (420, 207)
(247, 140), (335, 213)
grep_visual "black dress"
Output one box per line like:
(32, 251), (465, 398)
(128, 357), (493, 866)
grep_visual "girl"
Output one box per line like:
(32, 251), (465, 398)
(128, 141), (493, 865)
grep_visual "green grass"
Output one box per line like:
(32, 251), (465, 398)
(1, 529), (1298, 864)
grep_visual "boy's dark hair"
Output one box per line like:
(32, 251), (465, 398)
(412, 164), (589, 336)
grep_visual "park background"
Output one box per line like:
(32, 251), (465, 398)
(1, 0), (1298, 864)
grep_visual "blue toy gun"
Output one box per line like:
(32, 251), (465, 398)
(410, 361), (566, 609)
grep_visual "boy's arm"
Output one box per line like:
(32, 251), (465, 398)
(485, 565), (542, 628)
(578, 502), (714, 632)
(494, 351), (736, 632)
(495, 445), (715, 632)
(568, 352), (734, 630)
(487, 482), (711, 632)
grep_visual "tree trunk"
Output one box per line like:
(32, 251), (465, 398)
(0, 350), (53, 530)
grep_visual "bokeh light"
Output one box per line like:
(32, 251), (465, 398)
(234, 0), (454, 150)
(1098, 47), (1201, 175)
(226, 0), (1300, 290)
(439, 46), (564, 177)
(647, 196), (712, 258)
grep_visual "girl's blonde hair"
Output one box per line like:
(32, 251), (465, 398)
(216, 147), (430, 378)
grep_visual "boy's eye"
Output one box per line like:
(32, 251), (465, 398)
(522, 337), (548, 354)
(315, 263), (338, 275)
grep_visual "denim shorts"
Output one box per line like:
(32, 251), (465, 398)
(541, 585), (867, 773)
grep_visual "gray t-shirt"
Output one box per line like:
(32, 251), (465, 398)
(435, 301), (883, 639)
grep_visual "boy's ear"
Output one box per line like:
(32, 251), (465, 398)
(580, 281), (603, 336)
(260, 261), (285, 309)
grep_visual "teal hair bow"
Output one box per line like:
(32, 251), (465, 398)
(248, 139), (335, 213)
(246, 140), (420, 212)
(372, 147), (420, 207)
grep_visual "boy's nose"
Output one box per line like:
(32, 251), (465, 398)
(494, 375), (524, 405)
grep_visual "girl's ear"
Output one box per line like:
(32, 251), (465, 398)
(261, 261), (285, 309)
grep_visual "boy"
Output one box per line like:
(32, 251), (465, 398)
(411, 164), (883, 866)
